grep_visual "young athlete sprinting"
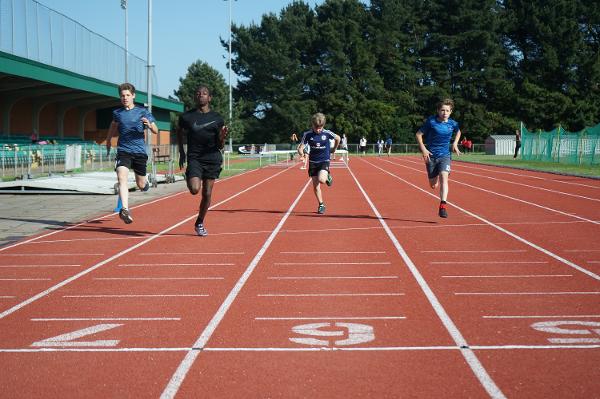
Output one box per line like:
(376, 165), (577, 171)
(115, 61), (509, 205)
(416, 98), (462, 218)
(106, 83), (158, 224)
(177, 86), (228, 236)
(298, 113), (340, 214)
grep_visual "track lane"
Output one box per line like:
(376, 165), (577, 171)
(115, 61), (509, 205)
(356, 156), (600, 398)
(169, 162), (503, 398)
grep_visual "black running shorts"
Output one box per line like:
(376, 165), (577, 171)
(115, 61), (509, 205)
(115, 151), (148, 176)
(308, 161), (330, 177)
(186, 158), (222, 180)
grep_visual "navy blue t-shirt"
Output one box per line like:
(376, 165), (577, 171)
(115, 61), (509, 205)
(418, 116), (460, 158)
(301, 129), (336, 163)
(113, 106), (155, 154)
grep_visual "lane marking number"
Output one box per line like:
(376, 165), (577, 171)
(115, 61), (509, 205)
(31, 324), (123, 347)
(531, 321), (600, 343)
(290, 322), (374, 346)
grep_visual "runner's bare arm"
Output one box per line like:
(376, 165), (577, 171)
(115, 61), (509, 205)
(106, 121), (117, 156)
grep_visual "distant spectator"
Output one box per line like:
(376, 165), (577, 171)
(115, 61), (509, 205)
(385, 136), (392, 156)
(461, 136), (472, 153)
(377, 138), (384, 156)
(514, 129), (521, 159)
(30, 132), (39, 144)
(340, 133), (348, 152)
(359, 136), (367, 156)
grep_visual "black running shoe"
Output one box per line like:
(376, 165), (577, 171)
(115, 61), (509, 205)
(317, 203), (326, 214)
(142, 180), (150, 192)
(119, 208), (133, 224)
(438, 204), (448, 218)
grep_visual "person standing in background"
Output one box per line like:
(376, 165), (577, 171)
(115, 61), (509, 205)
(514, 129), (521, 159)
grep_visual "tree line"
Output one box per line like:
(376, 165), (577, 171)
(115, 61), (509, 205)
(175, 0), (600, 145)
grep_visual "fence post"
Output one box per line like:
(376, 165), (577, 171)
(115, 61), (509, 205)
(27, 144), (32, 179)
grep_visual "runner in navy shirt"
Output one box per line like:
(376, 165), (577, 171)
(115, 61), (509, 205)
(298, 113), (340, 214)
(416, 98), (462, 218)
(106, 83), (158, 224)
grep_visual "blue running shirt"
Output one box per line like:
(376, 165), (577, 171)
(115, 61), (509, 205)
(301, 129), (336, 163)
(418, 116), (460, 158)
(113, 106), (155, 154)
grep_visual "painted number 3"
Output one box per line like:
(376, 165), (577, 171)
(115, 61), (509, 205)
(290, 322), (375, 346)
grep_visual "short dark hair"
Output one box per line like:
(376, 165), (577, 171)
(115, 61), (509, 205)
(118, 83), (136, 95)
(437, 98), (454, 111)
(196, 85), (212, 96)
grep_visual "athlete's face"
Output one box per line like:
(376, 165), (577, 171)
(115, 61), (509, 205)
(437, 105), (452, 121)
(312, 125), (324, 133)
(195, 88), (211, 107)
(120, 90), (135, 109)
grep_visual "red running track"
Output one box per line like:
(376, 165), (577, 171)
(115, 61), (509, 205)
(0, 157), (599, 398)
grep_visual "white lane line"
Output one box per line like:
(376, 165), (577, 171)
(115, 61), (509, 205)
(387, 158), (600, 225)
(0, 253), (104, 256)
(453, 162), (600, 189)
(257, 293), (404, 297)
(31, 317), (181, 321)
(140, 252), (245, 256)
(274, 262), (391, 265)
(354, 160), (506, 399)
(483, 315), (600, 319)
(255, 316), (406, 320)
(431, 261), (548, 264)
(119, 263), (234, 267)
(0, 166), (293, 321)
(0, 264), (81, 268)
(373, 159), (600, 281)
(565, 249), (600, 252)
(63, 294), (209, 298)
(422, 250), (526, 253)
(442, 274), (572, 279)
(455, 291), (600, 296)
(0, 296), (16, 298)
(267, 276), (399, 280)
(0, 278), (52, 281)
(160, 178), (311, 399)
(2, 344), (600, 353)
(455, 168), (600, 202)
(0, 169), (259, 251)
(94, 277), (224, 281)
(280, 251), (386, 254)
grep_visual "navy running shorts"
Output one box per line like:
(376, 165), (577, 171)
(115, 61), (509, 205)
(308, 161), (330, 177)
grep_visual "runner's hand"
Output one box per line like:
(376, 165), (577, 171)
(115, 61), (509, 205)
(422, 150), (432, 163)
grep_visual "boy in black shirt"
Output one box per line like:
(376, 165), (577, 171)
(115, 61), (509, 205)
(177, 86), (228, 236)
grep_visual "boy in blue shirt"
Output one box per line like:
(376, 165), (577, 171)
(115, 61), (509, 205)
(416, 98), (462, 218)
(106, 83), (158, 224)
(298, 113), (340, 214)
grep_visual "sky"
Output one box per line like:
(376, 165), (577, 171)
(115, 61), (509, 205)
(37, 0), (324, 99)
